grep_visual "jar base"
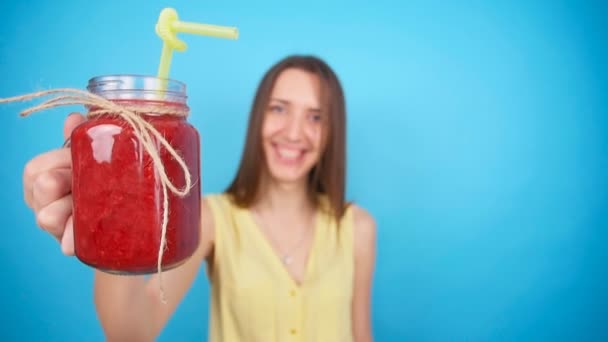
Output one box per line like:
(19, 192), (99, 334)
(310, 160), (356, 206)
(78, 257), (189, 276)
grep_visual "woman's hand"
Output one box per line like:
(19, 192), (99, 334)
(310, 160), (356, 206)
(23, 113), (86, 255)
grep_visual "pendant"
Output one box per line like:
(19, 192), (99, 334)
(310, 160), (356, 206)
(282, 255), (293, 265)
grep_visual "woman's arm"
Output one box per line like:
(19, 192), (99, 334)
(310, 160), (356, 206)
(351, 205), (377, 342)
(25, 114), (217, 341)
(94, 198), (215, 341)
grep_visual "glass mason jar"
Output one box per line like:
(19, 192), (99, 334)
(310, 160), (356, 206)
(70, 75), (201, 274)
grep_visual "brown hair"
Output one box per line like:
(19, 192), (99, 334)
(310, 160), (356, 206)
(225, 55), (348, 221)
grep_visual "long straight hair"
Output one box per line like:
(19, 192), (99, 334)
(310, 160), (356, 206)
(226, 55), (348, 221)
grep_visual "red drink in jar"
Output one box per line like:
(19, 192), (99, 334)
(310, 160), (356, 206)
(70, 75), (201, 274)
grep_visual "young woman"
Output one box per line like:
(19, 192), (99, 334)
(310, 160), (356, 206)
(23, 55), (376, 341)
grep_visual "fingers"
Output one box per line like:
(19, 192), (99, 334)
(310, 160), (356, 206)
(23, 149), (72, 208)
(61, 216), (75, 256)
(36, 194), (73, 241)
(64, 112), (86, 141)
(23, 113), (84, 255)
(31, 168), (72, 211)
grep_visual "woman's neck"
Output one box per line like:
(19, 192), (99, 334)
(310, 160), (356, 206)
(254, 174), (315, 220)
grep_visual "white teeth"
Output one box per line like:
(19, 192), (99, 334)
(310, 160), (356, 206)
(277, 147), (301, 159)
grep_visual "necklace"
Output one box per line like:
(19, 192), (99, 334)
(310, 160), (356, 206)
(253, 209), (313, 265)
(278, 231), (308, 265)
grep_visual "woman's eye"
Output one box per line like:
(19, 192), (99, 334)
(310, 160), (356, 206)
(269, 105), (285, 113)
(309, 113), (322, 122)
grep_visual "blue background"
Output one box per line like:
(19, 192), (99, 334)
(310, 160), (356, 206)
(1, 0), (607, 341)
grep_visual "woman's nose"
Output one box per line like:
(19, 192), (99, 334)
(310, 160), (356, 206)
(285, 113), (305, 141)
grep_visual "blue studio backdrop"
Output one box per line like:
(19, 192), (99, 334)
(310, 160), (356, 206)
(1, 1), (606, 341)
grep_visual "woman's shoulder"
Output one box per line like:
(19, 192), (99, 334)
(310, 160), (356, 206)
(203, 192), (230, 202)
(201, 193), (243, 247)
(201, 193), (234, 222)
(318, 195), (375, 233)
(349, 204), (376, 231)
(349, 204), (377, 255)
(203, 192), (236, 208)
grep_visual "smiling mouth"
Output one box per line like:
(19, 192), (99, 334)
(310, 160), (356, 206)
(273, 143), (306, 165)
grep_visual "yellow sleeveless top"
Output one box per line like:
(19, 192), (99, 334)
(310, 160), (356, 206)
(206, 193), (355, 342)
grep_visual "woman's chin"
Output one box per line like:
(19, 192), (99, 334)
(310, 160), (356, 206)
(266, 167), (310, 187)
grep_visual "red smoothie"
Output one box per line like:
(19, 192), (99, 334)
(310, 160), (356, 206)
(70, 99), (201, 274)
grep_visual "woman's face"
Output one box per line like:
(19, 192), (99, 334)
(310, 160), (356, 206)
(261, 68), (327, 185)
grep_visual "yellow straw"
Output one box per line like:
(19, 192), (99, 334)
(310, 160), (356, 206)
(155, 8), (239, 80)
